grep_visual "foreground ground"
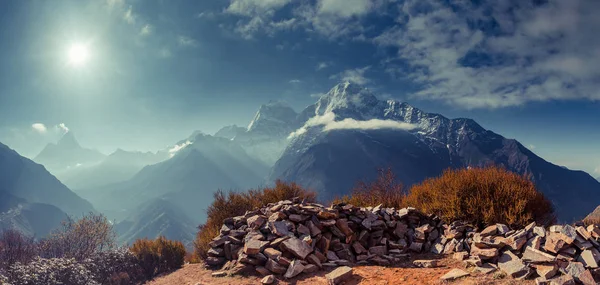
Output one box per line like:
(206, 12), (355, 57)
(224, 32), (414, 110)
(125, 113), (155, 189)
(148, 254), (533, 285)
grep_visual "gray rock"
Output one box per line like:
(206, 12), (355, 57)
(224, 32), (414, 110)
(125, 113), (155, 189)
(281, 237), (313, 259)
(326, 266), (353, 285)
(522, 246), (556, 263)
(498, 251), (532, 279)
(284, 259), (305, 279)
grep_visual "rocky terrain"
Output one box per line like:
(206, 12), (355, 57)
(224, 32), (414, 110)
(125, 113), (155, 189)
(204, 198), (600, 284)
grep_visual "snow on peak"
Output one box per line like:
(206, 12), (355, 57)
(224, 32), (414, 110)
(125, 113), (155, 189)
(247, 100), (298, 133)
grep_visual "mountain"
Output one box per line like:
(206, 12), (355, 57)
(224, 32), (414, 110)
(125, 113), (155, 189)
(269, 82), (600, 222)
(81, 132), (269, 223)
(34, 132), (105, 173)
(57, 149), (168, 190)
(214, 125), (246, 140)
(115, 198), (196, 249)
(231, 101), (301, 166)
(0, 192), (67, 238)
(0, 142), (95, 216)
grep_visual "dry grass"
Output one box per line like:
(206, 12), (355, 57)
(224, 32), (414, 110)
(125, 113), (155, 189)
(194, 180), (316, 260)
(404, 166), (556, 228)
(130, 236), (186, 280)
(583, 217), (600, 227)
(333, 168), (405, 209)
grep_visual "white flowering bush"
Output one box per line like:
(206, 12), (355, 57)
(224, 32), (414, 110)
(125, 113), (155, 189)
(5, 257), (99, 285)
(83, 248), (143, 284)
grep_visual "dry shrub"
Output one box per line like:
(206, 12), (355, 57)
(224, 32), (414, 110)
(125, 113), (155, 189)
(583, 217), (600, 227)
(194, 180), (316, 259)
(333, 168), (405, 208)
(39, 212), (115, 261)
(0, 229), (37, 270)
(130, 236), (185, 280)
(404, 166), (556, 228)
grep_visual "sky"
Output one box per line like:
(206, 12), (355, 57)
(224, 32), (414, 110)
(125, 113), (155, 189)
(0, 0), (598, 177)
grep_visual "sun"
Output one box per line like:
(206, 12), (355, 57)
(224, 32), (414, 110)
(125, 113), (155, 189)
(67, 43), (89, 67)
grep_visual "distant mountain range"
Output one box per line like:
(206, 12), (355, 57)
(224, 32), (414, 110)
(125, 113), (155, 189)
(10, 82), (600, 246)
(0, 142), (94, 237)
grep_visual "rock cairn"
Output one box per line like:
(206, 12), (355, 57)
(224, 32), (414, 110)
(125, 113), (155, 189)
(206, 198), (600, 284)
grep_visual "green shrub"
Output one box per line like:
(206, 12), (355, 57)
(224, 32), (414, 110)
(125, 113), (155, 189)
(404, 166), (556, 228)
(195, 180), (316, 259)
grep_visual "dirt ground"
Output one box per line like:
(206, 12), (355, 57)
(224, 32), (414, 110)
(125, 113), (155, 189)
(147, 254), (533, 285)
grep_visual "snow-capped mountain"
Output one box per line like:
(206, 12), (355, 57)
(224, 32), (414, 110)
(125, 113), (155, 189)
(269, 82), (600, 222)
(227, 101), (302, 165)
(34, 131), (105, 173)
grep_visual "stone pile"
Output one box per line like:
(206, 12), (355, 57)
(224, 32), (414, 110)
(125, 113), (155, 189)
(205, 198), (600, 284)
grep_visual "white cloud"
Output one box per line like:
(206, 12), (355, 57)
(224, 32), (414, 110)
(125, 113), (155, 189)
(178, 36), (198, 47)
(168, 140), (192, 157)
(594, 167), (600, 175)
(289, 79), (301, 84)
(31, 123), (47, 134)
(528, 144), (536, 150)
(123, 6), (135, 24)
(330, 66), (371, 85)
(373, 0), (600, 108)
(56, 123), (69, 134)
(226, 0), (291, 16)
(310, 92), (326, 98)
(316, 62), (330, 70)
(289, 112), (416, 139)
(140, 24), (151, 36)
(317, 0), (372, 18)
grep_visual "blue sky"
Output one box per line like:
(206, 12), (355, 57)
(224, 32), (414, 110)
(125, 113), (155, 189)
(0, 0), (598, 176)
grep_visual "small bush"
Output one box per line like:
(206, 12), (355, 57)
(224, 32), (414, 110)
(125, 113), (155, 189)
(130, 236), (185, 280)
(404, 166), (556, 228)
(39, 212), (115, 261)
(5, 257), (98, 285)
(195, 180), (316, 259)
(0, 229), (37, 270)
(83, 247), (143, 285)
(333, 168), (405, 208)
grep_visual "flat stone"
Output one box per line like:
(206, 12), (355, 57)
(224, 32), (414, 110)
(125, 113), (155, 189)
(535, 264), (558, 279)
(522, 246), (556, 263)
(335, 219), (353, 236)
(565, 262), (595, 285)
(303, 264), (319, 273)
(326, 251), (340, 261)
(369, 245), (387, 256)
(548, 274), (576, 285)
(352, 242), (367, 255)
(261, 275), (276, 284)
(413, 259), (439, 268)
(297, 224), (311, 236)
(454, 252), (469, 261)
(470, 245), (498, 260)
(244, 239), (269, 255)
(409, 241), (423, 252)
(440, 268), (470, 281)
(498, 251), (532, 279)
(577, 226), (592, 240)
(264, 248), (282, 260)
(306, 221), (322, 236)
(284, 259), (305, 279)
(579, 248), (600, 268)
(265, 259), (287, 275)
(247, 215), (266, 229)
(325, 266), (353, 285)
(534, 226), (547, 238)
(281, 237), (313, 259)
(211, 271), (227, 277)
(526, 236), (543, 250)
(306, 254), (322, 268)
(549, 225), (577, 244)
(473, 263), (497, 274)
(270, 221), (290, 236)
(256, 266), (271, 276)
(544, 232), (568, 254)
(289, 214), (308, 223)
(480, 225), (498, 237)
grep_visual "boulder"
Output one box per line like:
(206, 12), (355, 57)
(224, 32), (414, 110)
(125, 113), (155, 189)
(522, 247), (556, 263)
(284, 259), (305, 279)
(265, 259), (287, 275)
(498, 251), (532, 279)
(440, 268), (470, 281)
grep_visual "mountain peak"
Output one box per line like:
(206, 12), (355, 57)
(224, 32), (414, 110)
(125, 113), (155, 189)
(56, 131), (81, 149)
(247, 101), (298, 133)
(314, 81), (379, 119)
